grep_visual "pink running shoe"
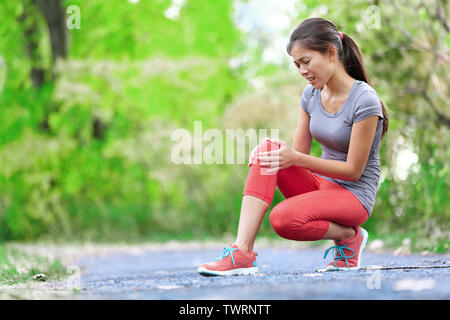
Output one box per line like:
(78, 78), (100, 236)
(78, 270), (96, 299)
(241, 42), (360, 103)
(198, 244), (258, 276)
(318, 226), (369, 272)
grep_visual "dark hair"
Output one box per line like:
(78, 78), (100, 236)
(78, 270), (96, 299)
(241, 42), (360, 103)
(287, 17), (389, 140)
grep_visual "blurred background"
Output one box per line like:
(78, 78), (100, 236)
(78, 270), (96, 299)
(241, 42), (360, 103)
(0, 0), (448, 253)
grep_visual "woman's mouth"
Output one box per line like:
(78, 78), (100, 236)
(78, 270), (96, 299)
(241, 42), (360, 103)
(306, 76), (315, 84)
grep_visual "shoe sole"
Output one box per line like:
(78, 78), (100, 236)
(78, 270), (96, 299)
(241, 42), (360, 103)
(198, 266), (258, 277)
(317, 228), (369, 272)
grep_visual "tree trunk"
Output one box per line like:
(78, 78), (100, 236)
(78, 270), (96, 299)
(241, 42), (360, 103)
(18, 1), (45, 88)
(35, 0), (67, 63)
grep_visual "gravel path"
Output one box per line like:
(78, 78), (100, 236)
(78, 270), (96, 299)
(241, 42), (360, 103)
(73, 243), (450, 300)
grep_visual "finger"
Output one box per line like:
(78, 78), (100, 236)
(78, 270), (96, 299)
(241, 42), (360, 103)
(257, 155), (279, 162)
(257, 150), (280, 156)
(260, 161), (279, 166)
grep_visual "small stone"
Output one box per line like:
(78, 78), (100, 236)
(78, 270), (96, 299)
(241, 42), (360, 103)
(32, 274), (47, 281)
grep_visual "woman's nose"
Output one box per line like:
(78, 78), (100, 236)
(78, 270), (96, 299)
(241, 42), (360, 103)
(299, 65), (308, 75)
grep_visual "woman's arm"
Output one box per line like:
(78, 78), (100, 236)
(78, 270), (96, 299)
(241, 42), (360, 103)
(294, 115), (380, 181)
(292, 107), (313, 155)
(258, 115), (379, 180)
(294, 153), (356, 181)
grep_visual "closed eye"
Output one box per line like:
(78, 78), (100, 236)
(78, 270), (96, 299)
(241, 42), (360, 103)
(294, 60), (311, 68)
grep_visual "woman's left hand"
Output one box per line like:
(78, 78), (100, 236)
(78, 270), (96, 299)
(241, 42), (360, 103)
(256, 139), (300, 174)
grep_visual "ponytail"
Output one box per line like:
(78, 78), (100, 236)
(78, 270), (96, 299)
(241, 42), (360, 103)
(340, 33), (389, 140)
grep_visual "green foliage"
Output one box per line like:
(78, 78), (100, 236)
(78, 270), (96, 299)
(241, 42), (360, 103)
(0, 0), (248, 242)
(0, 0), (448, 253)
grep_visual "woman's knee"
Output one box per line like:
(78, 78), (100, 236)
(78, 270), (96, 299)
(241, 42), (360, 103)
(269, 204), (303, 239)
(269, 207), (285, 238)
(270, 203), (320, 240)
(249, 138), (280, 167)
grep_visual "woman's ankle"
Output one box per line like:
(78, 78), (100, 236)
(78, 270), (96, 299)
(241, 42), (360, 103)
(234, 242), (253, 254)
(340, 227), (357, 242)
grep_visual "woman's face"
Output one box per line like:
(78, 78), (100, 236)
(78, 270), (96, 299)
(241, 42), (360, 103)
(290, 41), (336, 90)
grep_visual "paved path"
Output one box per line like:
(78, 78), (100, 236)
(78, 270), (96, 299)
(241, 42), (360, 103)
(74, 245), (450, 299)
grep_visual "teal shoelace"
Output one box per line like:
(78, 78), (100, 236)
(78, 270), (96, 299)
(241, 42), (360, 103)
(215, 246), (238, 267)
(323, 244), (356, 270)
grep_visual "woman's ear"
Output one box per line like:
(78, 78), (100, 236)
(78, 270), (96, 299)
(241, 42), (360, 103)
(327, 45), (338, 63)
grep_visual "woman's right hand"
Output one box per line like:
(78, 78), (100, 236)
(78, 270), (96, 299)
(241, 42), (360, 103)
(248, 137), (280, 166)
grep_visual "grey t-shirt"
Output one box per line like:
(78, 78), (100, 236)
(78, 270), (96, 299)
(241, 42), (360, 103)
(300, 80), (384, 216)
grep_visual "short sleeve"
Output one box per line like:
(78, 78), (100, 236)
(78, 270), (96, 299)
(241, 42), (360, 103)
(353, 91), (384, 124)
(300, 84), (314, 114)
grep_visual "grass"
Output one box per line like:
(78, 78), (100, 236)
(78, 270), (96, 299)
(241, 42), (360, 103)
(368, 231), (449, 254)
(0, 244), (70, 286)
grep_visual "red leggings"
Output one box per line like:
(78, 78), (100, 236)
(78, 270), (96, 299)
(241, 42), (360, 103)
(243, 139), (369, 241)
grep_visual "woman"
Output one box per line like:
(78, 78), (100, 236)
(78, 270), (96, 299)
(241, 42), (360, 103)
(198, 17), (389, 276)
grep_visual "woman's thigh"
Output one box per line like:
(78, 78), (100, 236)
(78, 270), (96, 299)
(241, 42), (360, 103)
(276, 165), (320, 198)
(271, 186), (369, 229)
